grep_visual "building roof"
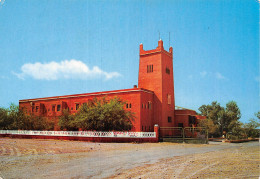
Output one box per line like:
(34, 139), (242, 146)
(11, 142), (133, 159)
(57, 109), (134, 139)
(19, 87), (154, 103)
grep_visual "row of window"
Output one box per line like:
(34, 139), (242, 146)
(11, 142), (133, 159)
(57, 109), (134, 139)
(142, 125), (151, 132)
(146, 65), (171, 75)
(33, 99), (167, 113)
(33, 101), (155, 112)
(142, 101), (152, 109)
(126, 103), (132, 108)
(147, 65), (153, 73)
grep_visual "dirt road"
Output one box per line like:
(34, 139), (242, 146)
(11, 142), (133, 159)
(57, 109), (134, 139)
(0, 138), (259, 178)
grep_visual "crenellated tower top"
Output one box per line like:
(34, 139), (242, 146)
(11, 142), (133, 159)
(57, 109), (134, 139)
(139, 39), (173, 57)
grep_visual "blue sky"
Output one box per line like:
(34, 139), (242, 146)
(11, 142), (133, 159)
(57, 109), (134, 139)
(0, 0), (259, 123)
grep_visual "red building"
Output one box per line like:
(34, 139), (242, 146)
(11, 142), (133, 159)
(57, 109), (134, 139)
(19, 40), (204, 131)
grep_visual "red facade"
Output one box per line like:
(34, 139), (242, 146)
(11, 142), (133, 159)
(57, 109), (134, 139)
(19, 40), (204, 131)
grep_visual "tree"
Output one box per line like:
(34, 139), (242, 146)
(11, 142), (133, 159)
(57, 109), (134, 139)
(198, 101), (241, 137)
(198, 101), (225, 136)
(243, 111), (260, 138)
(0, 107), (10, 129)
(198, 118), (218, 137)
(0, 104), (54, 130)
(58, 109), (77, 131)
(225, 101), (241, 131)
(59, 97), (134, 131)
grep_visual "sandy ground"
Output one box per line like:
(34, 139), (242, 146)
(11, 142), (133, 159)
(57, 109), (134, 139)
(0, 138), (259, 178)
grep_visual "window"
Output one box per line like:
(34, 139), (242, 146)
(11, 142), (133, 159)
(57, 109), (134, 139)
(57, 105), (61, 111)
(31, 103), (35, 112)
(166, 67), (170, 74)
(189, 115), (196, 124)
(178, 123), (184, 127)
(76, 103), (80, 110)
(167, 94), (171, 104)
(71, 107), (73, 110)
(147, 64), (153, 73)
(168, 116), (172, 123)
(52, 105), (56, 112)
(126, 103), (131, 109)
(148, 101), (152, 109)
(36, 106), (39, 112)
(149, 126), (151, 131)
(142, 104), (144, 108)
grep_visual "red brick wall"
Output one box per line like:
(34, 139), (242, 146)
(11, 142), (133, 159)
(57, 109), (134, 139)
(19, 89), (154, 132)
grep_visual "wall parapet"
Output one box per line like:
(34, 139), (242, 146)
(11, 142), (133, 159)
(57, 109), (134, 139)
(0, 130), (156, 138)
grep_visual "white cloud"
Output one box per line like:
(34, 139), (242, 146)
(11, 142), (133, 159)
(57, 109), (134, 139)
(14, 59), (121, 80)
(200, 71), (207, 77)
(215, 72), (227, 80)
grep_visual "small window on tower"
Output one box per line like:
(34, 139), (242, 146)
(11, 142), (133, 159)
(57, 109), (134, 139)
(166, 67), (170, 74)
(168, 116), (172, 123)
(167, 94), (171, 104)
(126, 104), (128, 108)
(129, 103), (131, 108)
(147, 65), (153, 73)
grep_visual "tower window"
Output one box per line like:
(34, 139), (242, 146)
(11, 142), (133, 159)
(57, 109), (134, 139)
(166, 67), (170, 74)
(167, 94), (171, 104)
(129, 103), (131, 108)
(126, 103), (128, 108)
(168, 116), (172, 123)
(147, 65), (153, 73)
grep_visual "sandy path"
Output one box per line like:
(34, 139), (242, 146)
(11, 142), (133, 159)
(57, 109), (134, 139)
(111, 142), (260, 179)
(0, 138), (259, 178)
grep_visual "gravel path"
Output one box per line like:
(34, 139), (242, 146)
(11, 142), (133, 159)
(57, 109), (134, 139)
(0, 138), (259, 178)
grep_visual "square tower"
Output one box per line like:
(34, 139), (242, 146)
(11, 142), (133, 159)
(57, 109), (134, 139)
(138, 40), (175, 127)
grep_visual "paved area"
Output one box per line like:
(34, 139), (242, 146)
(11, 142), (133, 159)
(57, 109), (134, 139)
(0, 138), (259, 178)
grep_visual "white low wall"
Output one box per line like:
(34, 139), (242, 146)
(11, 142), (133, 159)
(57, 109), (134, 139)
(0, 130), (156, 138)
